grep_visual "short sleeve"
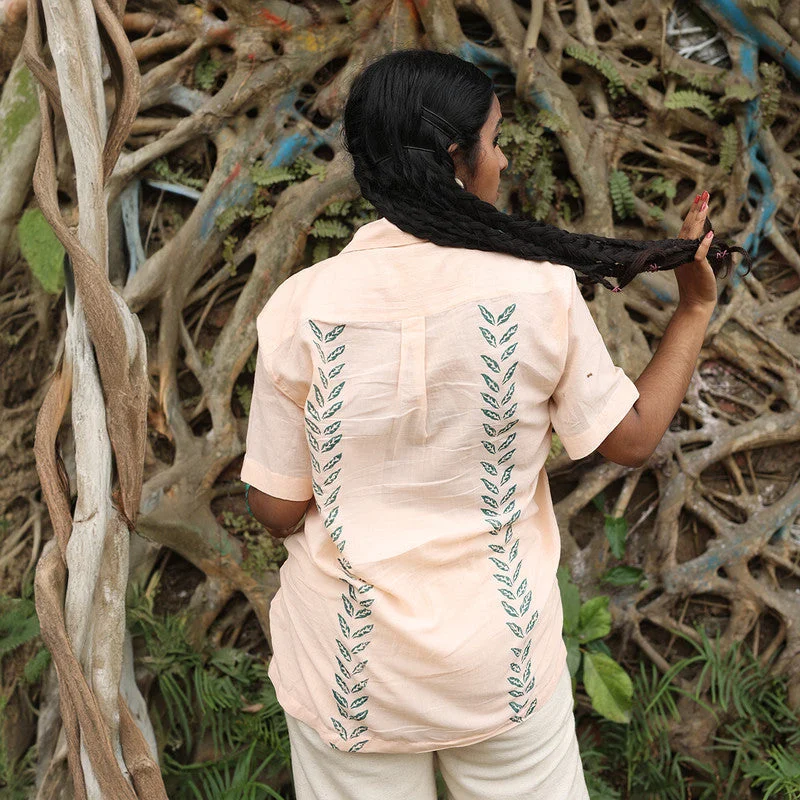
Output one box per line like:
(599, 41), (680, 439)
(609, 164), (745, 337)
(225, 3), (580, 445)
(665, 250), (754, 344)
(241, 340), (313, 502)
(549, 276), (640, 460)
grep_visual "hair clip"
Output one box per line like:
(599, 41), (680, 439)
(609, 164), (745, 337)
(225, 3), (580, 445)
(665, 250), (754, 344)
(612, 286), (622, 293)
(715, 249), (728, 259)
(374, 145), (436, 165)
(648, 263), (659, 272)
(421, 106), (460, 140)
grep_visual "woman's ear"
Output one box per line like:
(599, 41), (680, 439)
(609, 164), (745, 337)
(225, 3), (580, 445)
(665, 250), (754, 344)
(448, 142), (466, 184)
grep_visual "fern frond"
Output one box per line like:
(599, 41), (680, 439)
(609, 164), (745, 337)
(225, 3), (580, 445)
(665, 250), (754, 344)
(759, 62), (783, 127)
(719, 125), (739, 174)
(565, 44), (626, 99)
(723, 82), (758, 102)
(609, 170), (636, 219)
(664, 90), (716, 119)
(311, 219), (350, 239)
(250, 165), (295, 187)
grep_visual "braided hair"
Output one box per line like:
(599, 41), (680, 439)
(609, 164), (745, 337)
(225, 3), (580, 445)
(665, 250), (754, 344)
(342, 50), (749, 291)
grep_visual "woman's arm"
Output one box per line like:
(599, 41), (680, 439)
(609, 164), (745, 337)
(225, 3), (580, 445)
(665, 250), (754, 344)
(247, 485), (314, 538)
(597, 193), (717, 468)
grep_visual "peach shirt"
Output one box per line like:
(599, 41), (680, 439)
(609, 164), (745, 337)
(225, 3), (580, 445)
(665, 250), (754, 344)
(242, 218), (639, 753)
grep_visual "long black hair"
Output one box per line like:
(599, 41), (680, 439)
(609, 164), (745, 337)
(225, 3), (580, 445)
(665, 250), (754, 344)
(343, 50), (749, 291)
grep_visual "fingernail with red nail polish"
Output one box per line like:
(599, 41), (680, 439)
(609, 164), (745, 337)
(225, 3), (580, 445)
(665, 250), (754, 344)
(705, 231), (714, 239)
(701, 201), (708, 211)
(694, 195), (700, 203)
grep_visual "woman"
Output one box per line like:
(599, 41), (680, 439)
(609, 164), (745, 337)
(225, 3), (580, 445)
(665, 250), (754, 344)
(241, 50), (746, 799)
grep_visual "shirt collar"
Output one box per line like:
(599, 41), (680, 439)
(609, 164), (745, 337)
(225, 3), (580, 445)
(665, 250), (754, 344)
(341, 217), (428, 252)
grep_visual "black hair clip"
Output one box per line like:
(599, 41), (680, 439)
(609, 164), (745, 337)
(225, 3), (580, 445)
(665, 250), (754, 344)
(421, 106), (460, 140)
(374, 145), (436, 165)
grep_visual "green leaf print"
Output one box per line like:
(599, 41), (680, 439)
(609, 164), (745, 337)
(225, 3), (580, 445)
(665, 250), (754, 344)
(329, 363), (345, 379)
(350, 726), (369, 738)
(503, 403), (518, 420)
(323, 469), (341, 485)
(501, 343), (518, 361)
(338, 614), (351, 638)
(482, 441), (496, 455)
(478, 305), (496, 325)
(349, 741), (369, 752)
(501, 384), (515, 404)
(309, 320), (324, 340)
(497, 304), (516, 324)
(501, 465), (514, 484)
(314, 386), (325, 406)
(323, 453), (342, 471)
(318, 367), (329, 389)
(498, 450), (514, 465)
(483, 424), (497, 437)
(353, 624), (374, 638)
(502, 601), (519, 618)
(332, 718), (348, 740)
(499, 324), (518, 345)
(481, 478), (499, 494)
(498, 433), (516, 451)
(502, 363), (518, 384)
(482, 409), (501, 421)
(480, 327), (497, 347)
(507, 623), (525, 639)
(481, 355), (501, 373)
(335, 674), (350, 694)
(332, 689), (348, 709)
(322, 434), (343, 452)
(482, 496), (499, 509)
(482, 374), (500, 392)
(323, 401), (344, 419)
(325, 324), (345, 342)
(328, 382), (345, 400)
(350, 709), (368, 721)
(327, 344), (346, 362)
(307, 400), (320, 421)
(481, 461), (498, 475)
(482, 393), (500, 409)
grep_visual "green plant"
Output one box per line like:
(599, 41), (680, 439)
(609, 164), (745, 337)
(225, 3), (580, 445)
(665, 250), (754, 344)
(557, 569), (633, 723)
(719, 125), (739, 174)
(127, 578), (291, 796)
(219, 511), (287, 574)
(17, 208), (65, 294)
(195, 50), (223, 92)
(564, 44), (626, 99)
(664, 89), (717, 119)
(498, 104), (567, 221)
(759, 62), (783, 127)
(153, 157), (207, 191)
(580, 631), (800, 798)
(608, 170), (635, 220)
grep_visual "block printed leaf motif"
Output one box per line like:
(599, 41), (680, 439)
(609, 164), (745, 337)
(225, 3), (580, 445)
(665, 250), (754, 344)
(475, 304), (540, 723)
(305, 321), (374, 752)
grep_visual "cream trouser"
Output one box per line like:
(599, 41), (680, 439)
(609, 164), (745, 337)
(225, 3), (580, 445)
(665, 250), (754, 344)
(285, 668), (590, 800)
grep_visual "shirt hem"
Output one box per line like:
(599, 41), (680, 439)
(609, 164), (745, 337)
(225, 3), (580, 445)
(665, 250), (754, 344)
(241, 456), (313, 501)
(560, 377), (640, 461)
(274, 664), (566, 754)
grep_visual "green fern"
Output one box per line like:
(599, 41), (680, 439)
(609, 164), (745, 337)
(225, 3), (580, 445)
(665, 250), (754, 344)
(664, 65), (713, 92)
(311, 219), (350, 239)
(609, 170), (636, 220)
(565, 44), (626, 99)
(719, 125), (739, 174)
(498, 104), (565, 221)
(644, 177), (676, 200)
(723, 82), (758, 103)
(664, 90), (716, 119)
(153, 157), (207, 191)
(250, 165), (295, 187)
(759, 62), (783, 127)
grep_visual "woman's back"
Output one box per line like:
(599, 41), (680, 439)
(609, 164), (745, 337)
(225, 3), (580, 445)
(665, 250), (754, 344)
(243, 218), (638, 752)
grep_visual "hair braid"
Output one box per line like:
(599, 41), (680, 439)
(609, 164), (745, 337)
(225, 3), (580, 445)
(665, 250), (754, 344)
(344, 51), (750, 290)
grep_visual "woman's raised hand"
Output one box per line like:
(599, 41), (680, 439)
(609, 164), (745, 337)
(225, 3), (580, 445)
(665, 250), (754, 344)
(673, 190), (718, 310)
